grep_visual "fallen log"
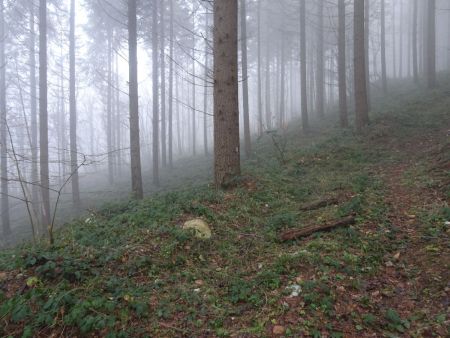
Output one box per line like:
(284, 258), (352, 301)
(280, 216), (356, 241)
(299, 197), (339, 211)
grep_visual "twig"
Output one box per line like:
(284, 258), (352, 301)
(280, 216), (356, 241)
(299, 197), (340, 211)
(5, 121), (38, 243)
(49, 154), (87, 246)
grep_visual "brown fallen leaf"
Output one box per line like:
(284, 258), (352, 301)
(336, 286), (346, 293)
(0, 272), (7, 281)
(273, 325), (285, 335)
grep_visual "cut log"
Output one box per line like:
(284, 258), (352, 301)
(299, 197), (339, 211)
(280, 216), (356, 241)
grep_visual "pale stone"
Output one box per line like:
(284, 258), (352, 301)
(183, 219), (212, 239)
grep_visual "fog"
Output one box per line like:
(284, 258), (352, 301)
(0, 0), (449, 248)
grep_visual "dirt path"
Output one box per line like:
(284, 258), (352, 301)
(360, 136), (449, 336)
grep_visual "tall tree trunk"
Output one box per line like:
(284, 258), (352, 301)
(364, 0), (371, 108)
(168, 0), (174, 167)
(152, 0), (160, 185)
(338, 0), (348, 128)
(240, 0), (251, 158)
(160, 0), (167, 167)
(213, 0), (240, 188)
(128, 0), (144, 199)
(39, 0), (51, 230)
(275, 48), (280, 127)
(316, 0), (324, 118)
(399, 0), (403, 78)
(58, 45), (66, 183)
(192, 45), (196, 156)
(107, 28), (113, 184)
(328, 56), (334, 112)
(279, 38), (285, 128)
(114, 52), (122, 175)
(412, 0), (418, 83)
(392, 1), (396, 78)
(309, 46), (315, 113)
(354, 0), (369, 133)
(265, 33), (271, 130)
(0, 0), (10, 236)
(257, 0), (262, 135)
(380, 0), (387, 93)
(426, 0), (436, 88)
(203, 14), (209, 156)
(289, 56), (294, 120)
(69, 0), (80, 208)
(111, 44), (116, 174)
(421, 0), (427, 76)
(300, 0), (308, 131)
(29, 0), (40, 221)
(406, 1), (412, 78)
(448, 8), (450, 71)
(176, 73), (181, 155)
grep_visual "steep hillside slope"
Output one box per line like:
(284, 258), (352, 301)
(1, 81), (449, 337)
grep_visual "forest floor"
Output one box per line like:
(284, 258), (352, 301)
(0, 79), (449, 337)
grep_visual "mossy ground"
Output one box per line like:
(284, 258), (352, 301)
(1, 79), (449, 337)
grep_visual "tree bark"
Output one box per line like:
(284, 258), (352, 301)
(115, 50), (121, 174)
(69, 0), (80, 209)
(364, 0), (371, 108)
(289, 56), (294, 120)
(128, 0), (144, 199)
(29, 0), (40, 222)
(406, 0), (412, 78)
(354, 0), (369, 133)
(39, 0), (51, 230)
(240, 0), (251, 158)
(107, 28), (113, 184)
(168, 0), (174, 167)
(265, 29), (271, 130)
(203, 14), (209, 157)
(328, 56), (334, 112)
(279, 38), (285, 128)
(160, 0), (167, 167)
(426, 0), (436, 88)
(412, 0), (418, 83)
(257, 0), (262, 136)
(420, 0), (426, 76)
(338, 0), (348, 128)
(176, 73), (181, 155)
(152, 0), (160, 185)
(448, 6), (450, 71)
(0, 0), (10, 236)
(192, 44), (196, 157)
(399, 0), (403, 78)
(380, 0), (387, 93)
(213, 0), (240, 188)
(392, 1), (396, 78)
(316, 0), (324, 118)
(58, 45), (66, 184)
(300, 0), (308, 131)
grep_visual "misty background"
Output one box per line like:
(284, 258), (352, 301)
(1, 0), (449, 248)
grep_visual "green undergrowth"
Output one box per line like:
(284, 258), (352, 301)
(1, 79), (449, 337)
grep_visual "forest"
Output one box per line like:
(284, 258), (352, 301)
(0, 0), (449, 336)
